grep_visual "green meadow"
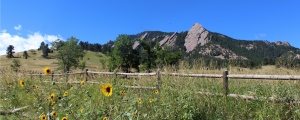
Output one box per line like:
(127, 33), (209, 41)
(1, 50), (300, 119)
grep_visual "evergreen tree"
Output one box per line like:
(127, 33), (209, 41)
(6, 45), (15, 58)
(23, 50), (28, 59)
(42, 44), (50, 58)
(137, 38), (157, 72)
(109, 34), (140, 73)
(38, 42), (45, 51)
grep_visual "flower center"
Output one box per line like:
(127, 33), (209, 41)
(106, 87), (111, 92)
(47, 70), (50, 73)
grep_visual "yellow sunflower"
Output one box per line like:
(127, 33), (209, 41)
(70, 87), (73, 90)
(121, 83), (123, 87)
(100, 83), (113, 97)
(162, 83), (166, 87)
(44, 67), (51, 75)
(120, 90), (125, 95)
(81, 80), (85, 86)
(36, 86), (38, 89)
(20, 80), (24, 87)
(132, 112), (136, 116)
(80, 108), (83, 113)
(50, 93), (54, 102)
(52, 111), (57, 117)
(137, 99), (142, 103)
(154, 90), (158, 94)
(40, 115), (46, 120)
(161, 98), (163, 101)
(103, 117), (107, 120)
(62, 117), (68, 120)
(149, 98), (154, 103)
(9, 85), (12, 87)
(127, 81), (130, 84)
(1, 101), (3, 104)
(64, 92), (68, 96)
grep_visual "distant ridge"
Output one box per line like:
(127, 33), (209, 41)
(104, 23), (300, 60)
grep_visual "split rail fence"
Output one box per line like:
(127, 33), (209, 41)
(26, 68), (300, 103)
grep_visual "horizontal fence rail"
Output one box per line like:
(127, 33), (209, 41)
(25, 70), (300, 80)
(161, 72), (223, 78)
(227, 74), (300, 80)
(20, 68), (300, 104)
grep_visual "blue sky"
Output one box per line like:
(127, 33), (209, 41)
(1, 0), (300, 55)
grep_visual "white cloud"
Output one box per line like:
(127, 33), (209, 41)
(0, 31), (63, 56)
(258, 33), (266, 37)
(14, 25), (22, 30)
(255, 33), (266, 39)
(1, 30), (6, 33)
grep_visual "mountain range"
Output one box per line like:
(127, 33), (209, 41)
(104, 23), (300, 61)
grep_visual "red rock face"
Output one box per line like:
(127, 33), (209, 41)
(184, 23), (210, 53)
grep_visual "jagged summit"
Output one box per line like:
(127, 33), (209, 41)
(102, 23), (298, 60)
(104, 40), (114, 47)
(275, 41), (290, 46)
(184, 23), (209, 53)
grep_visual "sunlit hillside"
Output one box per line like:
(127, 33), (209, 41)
(0, 50), (110, 73)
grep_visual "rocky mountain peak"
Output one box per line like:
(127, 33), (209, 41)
(133, 32), (148, 49)
(275, 41), (282, 46)
(184, 23), (210, 53)
(263, 40), (270, 45)
(159, 31), (177, 49)
(275, 41), (290, 46)
(105, 40), (114, 47)
(283, 41), (290, 46)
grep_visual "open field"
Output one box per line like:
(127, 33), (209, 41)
(2, 50), (300, 119)
(0, 50), (109, 73)
(1, 62), (300, 119)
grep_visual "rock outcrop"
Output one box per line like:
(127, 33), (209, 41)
(159, 31), (177, 49)
(184, 23), (210, 53)
(275, 41), (282, 46)
(295, 54), (300, 59)
(105, 40), (114, 47)
(275, 41), (291, 47)
(263, 40), (270, 45)
(133, 32), (148, 49)
(283, 41), (290, 46)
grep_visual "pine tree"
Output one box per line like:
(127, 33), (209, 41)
(23, 50), (29, 59)
(6, 45), (15, 58)
(137, 38), (157, 72)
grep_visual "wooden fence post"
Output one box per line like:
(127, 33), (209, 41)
(40, 73), (42, 79)
(66, 71), (69, 82)
(223, 70), (228, 96)
(31, 72), (33, 80)
(156, 68), (160, 90)
(113, 69), (117, 83)
(51, 72), (54, 81)
(85, 69), (88, 82)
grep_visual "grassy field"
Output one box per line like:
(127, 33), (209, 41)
(0, 50), (110, 73)
(1, 50), (300, 119)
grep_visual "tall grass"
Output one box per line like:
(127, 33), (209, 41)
(1, 61), (300, 119)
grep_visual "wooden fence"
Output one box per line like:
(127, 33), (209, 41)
(26, 68), (300, 103)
